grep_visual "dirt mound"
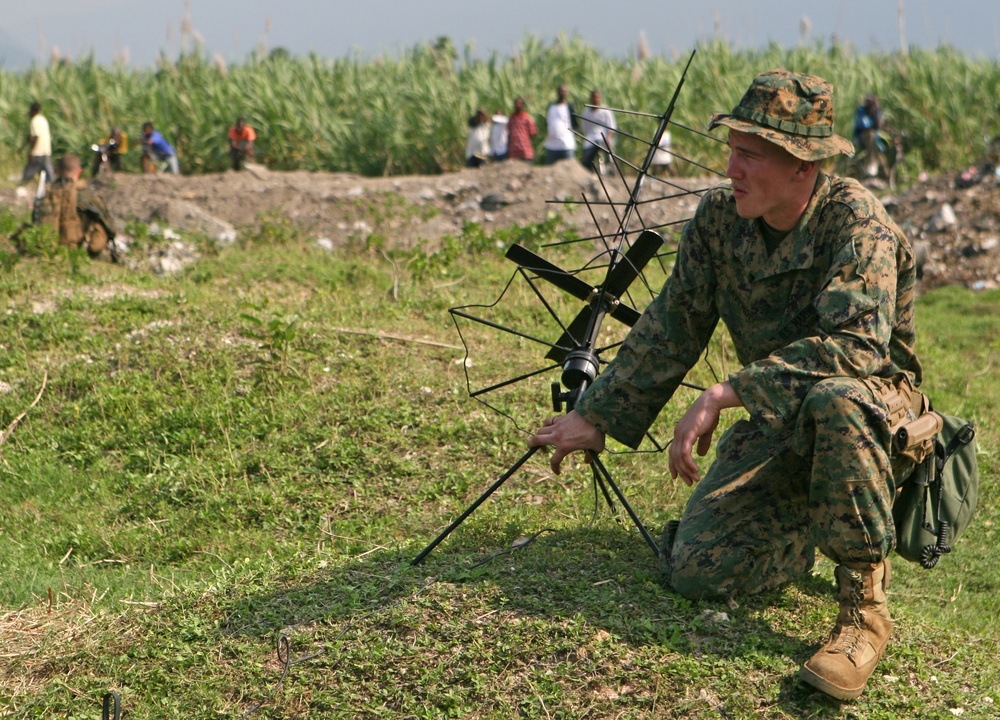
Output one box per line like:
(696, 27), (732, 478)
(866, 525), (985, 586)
(81, 160), (703, 251)
(3, 162), (997, 290)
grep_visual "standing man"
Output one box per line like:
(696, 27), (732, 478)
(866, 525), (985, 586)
(464, 109), (491, 168)
(140, 122), (180, 175)
(543, 84), (576, 165)
(650, 129), (675, 177)
(22, 101), (55, 190)
(506, 97), (538, 162)
(852, 93), (883, 150)
(489, 108), (509, 162)
(852, 93), (886, 177)
(35, 153), (117, 261)
(228, 117), (257, 170)
(580, 89), (617, 173)
(529, 70), (923, 702)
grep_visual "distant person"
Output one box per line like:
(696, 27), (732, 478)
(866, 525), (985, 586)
(543, 84), (577, 165)
(650, 129), (675, 177)
(852, 93), (883, 148)
(22, 101), (55, 191)
(140, 122), (179, 175)
(490, 108), (509, 161)
(506, 97), (538, 162)
(580, 89), (616, 173)
(464, 108), (491, 168)
(92, 126), (128, 177)
(35, 153), (117, 261)
(228, 116), (256, 170)
(853, 94), (885, 177)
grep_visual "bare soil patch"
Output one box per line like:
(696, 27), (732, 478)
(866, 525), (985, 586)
(3, 162), (998, 290)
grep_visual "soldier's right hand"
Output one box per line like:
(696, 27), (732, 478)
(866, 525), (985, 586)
(528, 410), (605, 475)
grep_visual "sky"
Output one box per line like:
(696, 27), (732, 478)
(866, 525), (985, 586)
(1, 0), (999, 70)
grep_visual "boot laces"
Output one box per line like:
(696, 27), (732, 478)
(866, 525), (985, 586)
(831, 568), (867, 658)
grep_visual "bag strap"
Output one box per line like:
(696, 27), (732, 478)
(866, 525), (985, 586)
(936, 421), (975, 474)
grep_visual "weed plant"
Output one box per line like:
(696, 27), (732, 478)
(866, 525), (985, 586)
(0, 207), (997, 718)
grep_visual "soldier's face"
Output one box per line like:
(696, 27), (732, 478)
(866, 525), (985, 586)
(725, 130), (804, 230)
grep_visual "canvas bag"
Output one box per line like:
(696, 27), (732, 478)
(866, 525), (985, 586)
(892, 412), (978, 568)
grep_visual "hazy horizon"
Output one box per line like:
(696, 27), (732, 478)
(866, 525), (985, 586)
(1, 0), (998, 71)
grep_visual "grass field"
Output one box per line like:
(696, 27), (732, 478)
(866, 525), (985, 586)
(0, 206), (997, 719)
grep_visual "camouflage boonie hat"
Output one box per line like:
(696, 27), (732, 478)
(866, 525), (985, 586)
(709, 69), (855, 161)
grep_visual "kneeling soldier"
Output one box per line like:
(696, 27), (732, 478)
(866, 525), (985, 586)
(36, 153), (117, 261)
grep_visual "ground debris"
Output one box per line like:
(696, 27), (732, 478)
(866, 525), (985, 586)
(3, 163), (997, 290)
(883, 171), (1000, 291)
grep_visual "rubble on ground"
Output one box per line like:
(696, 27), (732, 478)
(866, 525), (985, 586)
(1, 162), (998, 290)
(881, 170), (1000, 292)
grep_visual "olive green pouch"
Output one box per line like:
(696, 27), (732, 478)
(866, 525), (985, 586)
(892, 413), (978, 569)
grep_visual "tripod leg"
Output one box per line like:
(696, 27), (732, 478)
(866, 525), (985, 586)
(411, 446), (540, 565)
(590, 461), (618, 513)
(589, 454), (660, 558)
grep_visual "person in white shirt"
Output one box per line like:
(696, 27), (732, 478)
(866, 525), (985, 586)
(489, 109), (509, 161)
(22, 101), (55, 187)
(464, 109), (491, 168)
(651, 129), (675, 176)
(580, 89), (617, 173)
(543, 84), (577, 165)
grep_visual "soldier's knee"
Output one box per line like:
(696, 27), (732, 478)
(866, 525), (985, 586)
(669, 567), (723, 600)
(801, 377), (868, 420)
(667, 546), (735, 600)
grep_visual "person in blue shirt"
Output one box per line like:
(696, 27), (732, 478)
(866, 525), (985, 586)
(140, 122), (179, 175)
(852, 94), (885, 176)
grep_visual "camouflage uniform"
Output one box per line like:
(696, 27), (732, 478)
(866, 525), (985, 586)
(36, 176), (116, 257)
(575, 169), (922, 600)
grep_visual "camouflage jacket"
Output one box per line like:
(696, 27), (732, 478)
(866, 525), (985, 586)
(575, 172), (923, 449)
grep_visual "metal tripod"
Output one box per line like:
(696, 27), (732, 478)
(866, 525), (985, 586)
(412, 238), (664, 565)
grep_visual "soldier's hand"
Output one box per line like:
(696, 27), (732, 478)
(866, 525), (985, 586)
(669, 382), (742, 486)
(528, 410), (605, 475)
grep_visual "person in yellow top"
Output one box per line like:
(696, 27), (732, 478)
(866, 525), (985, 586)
(227, 117), (256, 170)
(92, 127), (129, 177)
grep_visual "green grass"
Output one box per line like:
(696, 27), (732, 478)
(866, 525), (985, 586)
(0, 209), (997, 719)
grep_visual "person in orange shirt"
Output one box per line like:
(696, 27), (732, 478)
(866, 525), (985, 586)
(228, 117), (256, 170)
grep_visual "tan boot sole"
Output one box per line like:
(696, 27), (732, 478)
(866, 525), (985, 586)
(798, 663), (867, 700)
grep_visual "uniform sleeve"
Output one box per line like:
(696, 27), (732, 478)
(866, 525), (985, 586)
(728, 217), (899, 427)
(574, 214), (721, 448)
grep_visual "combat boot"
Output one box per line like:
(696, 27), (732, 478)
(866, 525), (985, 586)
(799, 559), (892, 700)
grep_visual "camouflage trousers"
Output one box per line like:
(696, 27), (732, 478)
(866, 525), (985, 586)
(661, 376), (912, 600)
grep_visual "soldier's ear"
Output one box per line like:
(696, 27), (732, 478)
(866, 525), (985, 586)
(795, 159), (818, 178)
